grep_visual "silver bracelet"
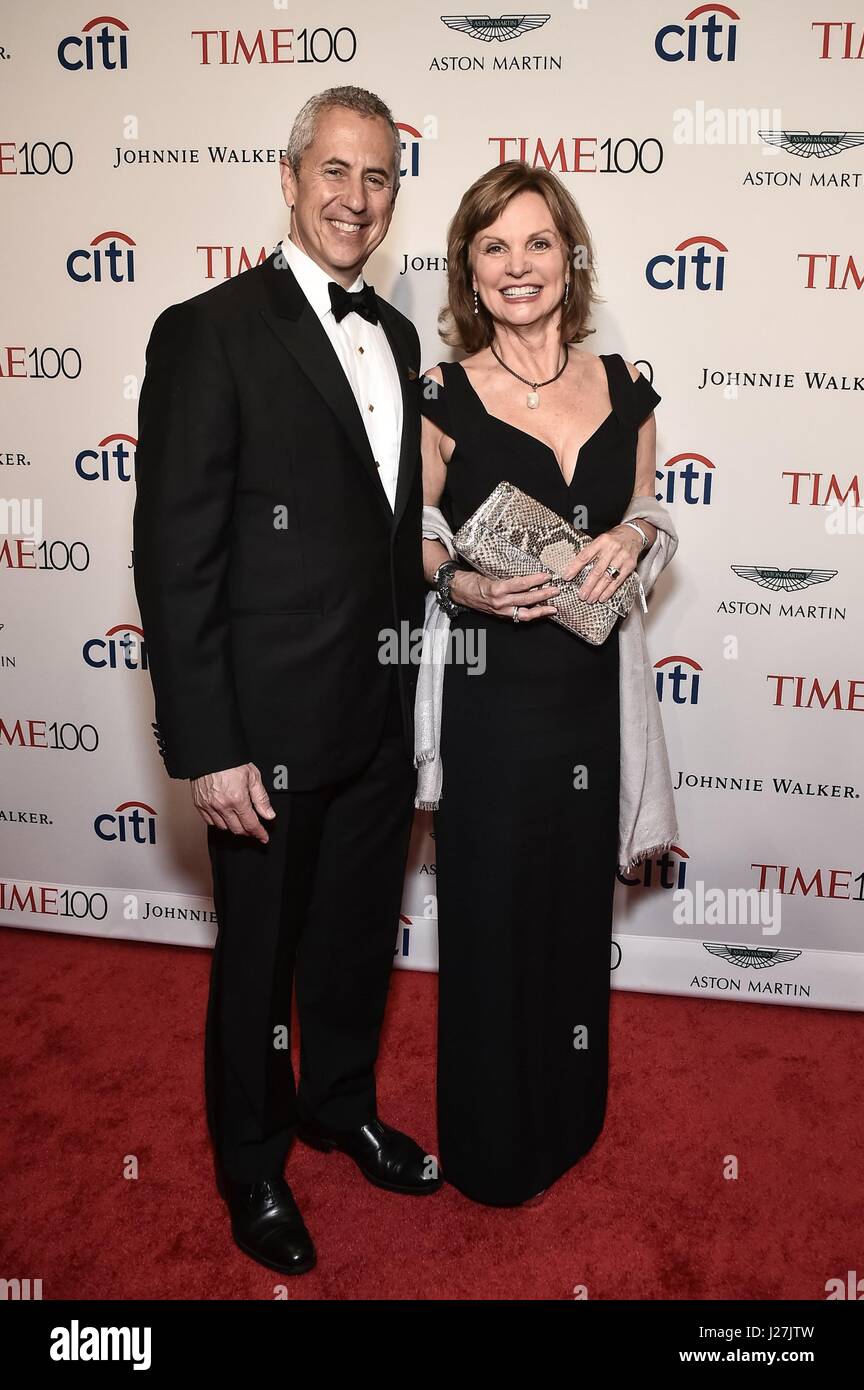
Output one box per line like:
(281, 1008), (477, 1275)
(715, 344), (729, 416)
(432, 559), (466, 618)
(623, 520), (651, 551)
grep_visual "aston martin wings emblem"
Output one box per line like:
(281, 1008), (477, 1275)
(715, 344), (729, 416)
(731, 565), (838, 591)
(758, 130), (864, 157)
(703, 943), (801, 969)
(441, 14), (550, 41)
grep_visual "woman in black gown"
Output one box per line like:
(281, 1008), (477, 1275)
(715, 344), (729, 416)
(418, 161), (663, 1206)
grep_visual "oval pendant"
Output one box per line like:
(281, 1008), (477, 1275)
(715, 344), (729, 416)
(526, 390), (540, 409)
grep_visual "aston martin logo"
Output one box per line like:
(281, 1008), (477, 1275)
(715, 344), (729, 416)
(703, 943), (802, 969)
(758, 130), (864, 158)
(441, 14), (550, 42)
(731, 565), (837, 591)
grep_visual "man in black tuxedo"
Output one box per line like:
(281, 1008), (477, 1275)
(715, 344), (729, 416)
(132, 86), (439, 1276)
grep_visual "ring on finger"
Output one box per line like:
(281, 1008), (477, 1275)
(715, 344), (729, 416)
(512, 605), (521, 623)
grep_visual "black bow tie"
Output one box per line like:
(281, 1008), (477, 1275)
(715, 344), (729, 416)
(328, 280), (379, 325)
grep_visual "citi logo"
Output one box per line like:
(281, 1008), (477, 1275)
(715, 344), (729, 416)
(397, 123), (425, 179)
(767, 675), (864, 712)
(647, 236), (727, 291)
(75, 433), (136, 482)
(58, 15), (129, 71)
(655, 655), (702, 705)
(395, 913), (412, 958)
(656, 453), (715, 505)
(655, 4), (739, 62)
(94, 801), (157, 845)
(618, 844), (690, 890)
(82, 624), (147, 670)
(67, 231), (135, 284)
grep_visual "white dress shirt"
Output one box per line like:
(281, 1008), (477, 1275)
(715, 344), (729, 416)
(277, 234), (403, 511)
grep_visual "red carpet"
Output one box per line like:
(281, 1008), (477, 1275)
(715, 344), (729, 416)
(1, 924), (861, 1301)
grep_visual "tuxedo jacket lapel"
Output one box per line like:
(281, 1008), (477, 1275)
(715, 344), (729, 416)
(377, 298), (419, 535)
(259, 254), (391, 523)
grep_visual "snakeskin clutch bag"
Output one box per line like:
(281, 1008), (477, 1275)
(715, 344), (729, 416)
(452, 480), (641, 646)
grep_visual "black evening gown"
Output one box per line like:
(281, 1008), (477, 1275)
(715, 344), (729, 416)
(417, 352), (661, 1206)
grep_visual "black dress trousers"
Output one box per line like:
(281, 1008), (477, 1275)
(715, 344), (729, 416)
(204, 669), (415, 1183)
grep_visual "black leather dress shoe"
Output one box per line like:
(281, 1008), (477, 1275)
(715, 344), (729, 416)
(298, 1115), (443, 1196)
(218, 1174), (316, 1275)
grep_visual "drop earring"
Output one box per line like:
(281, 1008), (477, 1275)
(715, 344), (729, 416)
(563, 277), (570, 305)
(473, 288), (479, 315)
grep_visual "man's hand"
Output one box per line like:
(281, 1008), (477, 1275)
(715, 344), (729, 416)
(191, 763), (276, 844)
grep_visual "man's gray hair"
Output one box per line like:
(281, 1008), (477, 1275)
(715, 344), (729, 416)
(285, 86), (402, 200)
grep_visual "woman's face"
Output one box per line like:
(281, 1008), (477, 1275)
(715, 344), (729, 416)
(470, 189), (568, 331)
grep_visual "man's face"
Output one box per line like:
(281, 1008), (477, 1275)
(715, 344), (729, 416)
(280, 107), (398, 286)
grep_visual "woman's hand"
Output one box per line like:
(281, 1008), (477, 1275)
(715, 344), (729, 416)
(560, 525), (642, 604)
(451, 568), (561, 622)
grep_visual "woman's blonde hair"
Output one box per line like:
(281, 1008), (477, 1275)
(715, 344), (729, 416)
(439, 160), (603, 352)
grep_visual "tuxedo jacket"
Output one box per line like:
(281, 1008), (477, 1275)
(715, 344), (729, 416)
(132, 249), (425, 791)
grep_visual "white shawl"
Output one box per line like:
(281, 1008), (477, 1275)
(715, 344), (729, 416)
(414, 494), (680, 873)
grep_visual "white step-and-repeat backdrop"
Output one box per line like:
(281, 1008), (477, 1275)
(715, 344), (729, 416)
(3, 2), (863, 1009)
